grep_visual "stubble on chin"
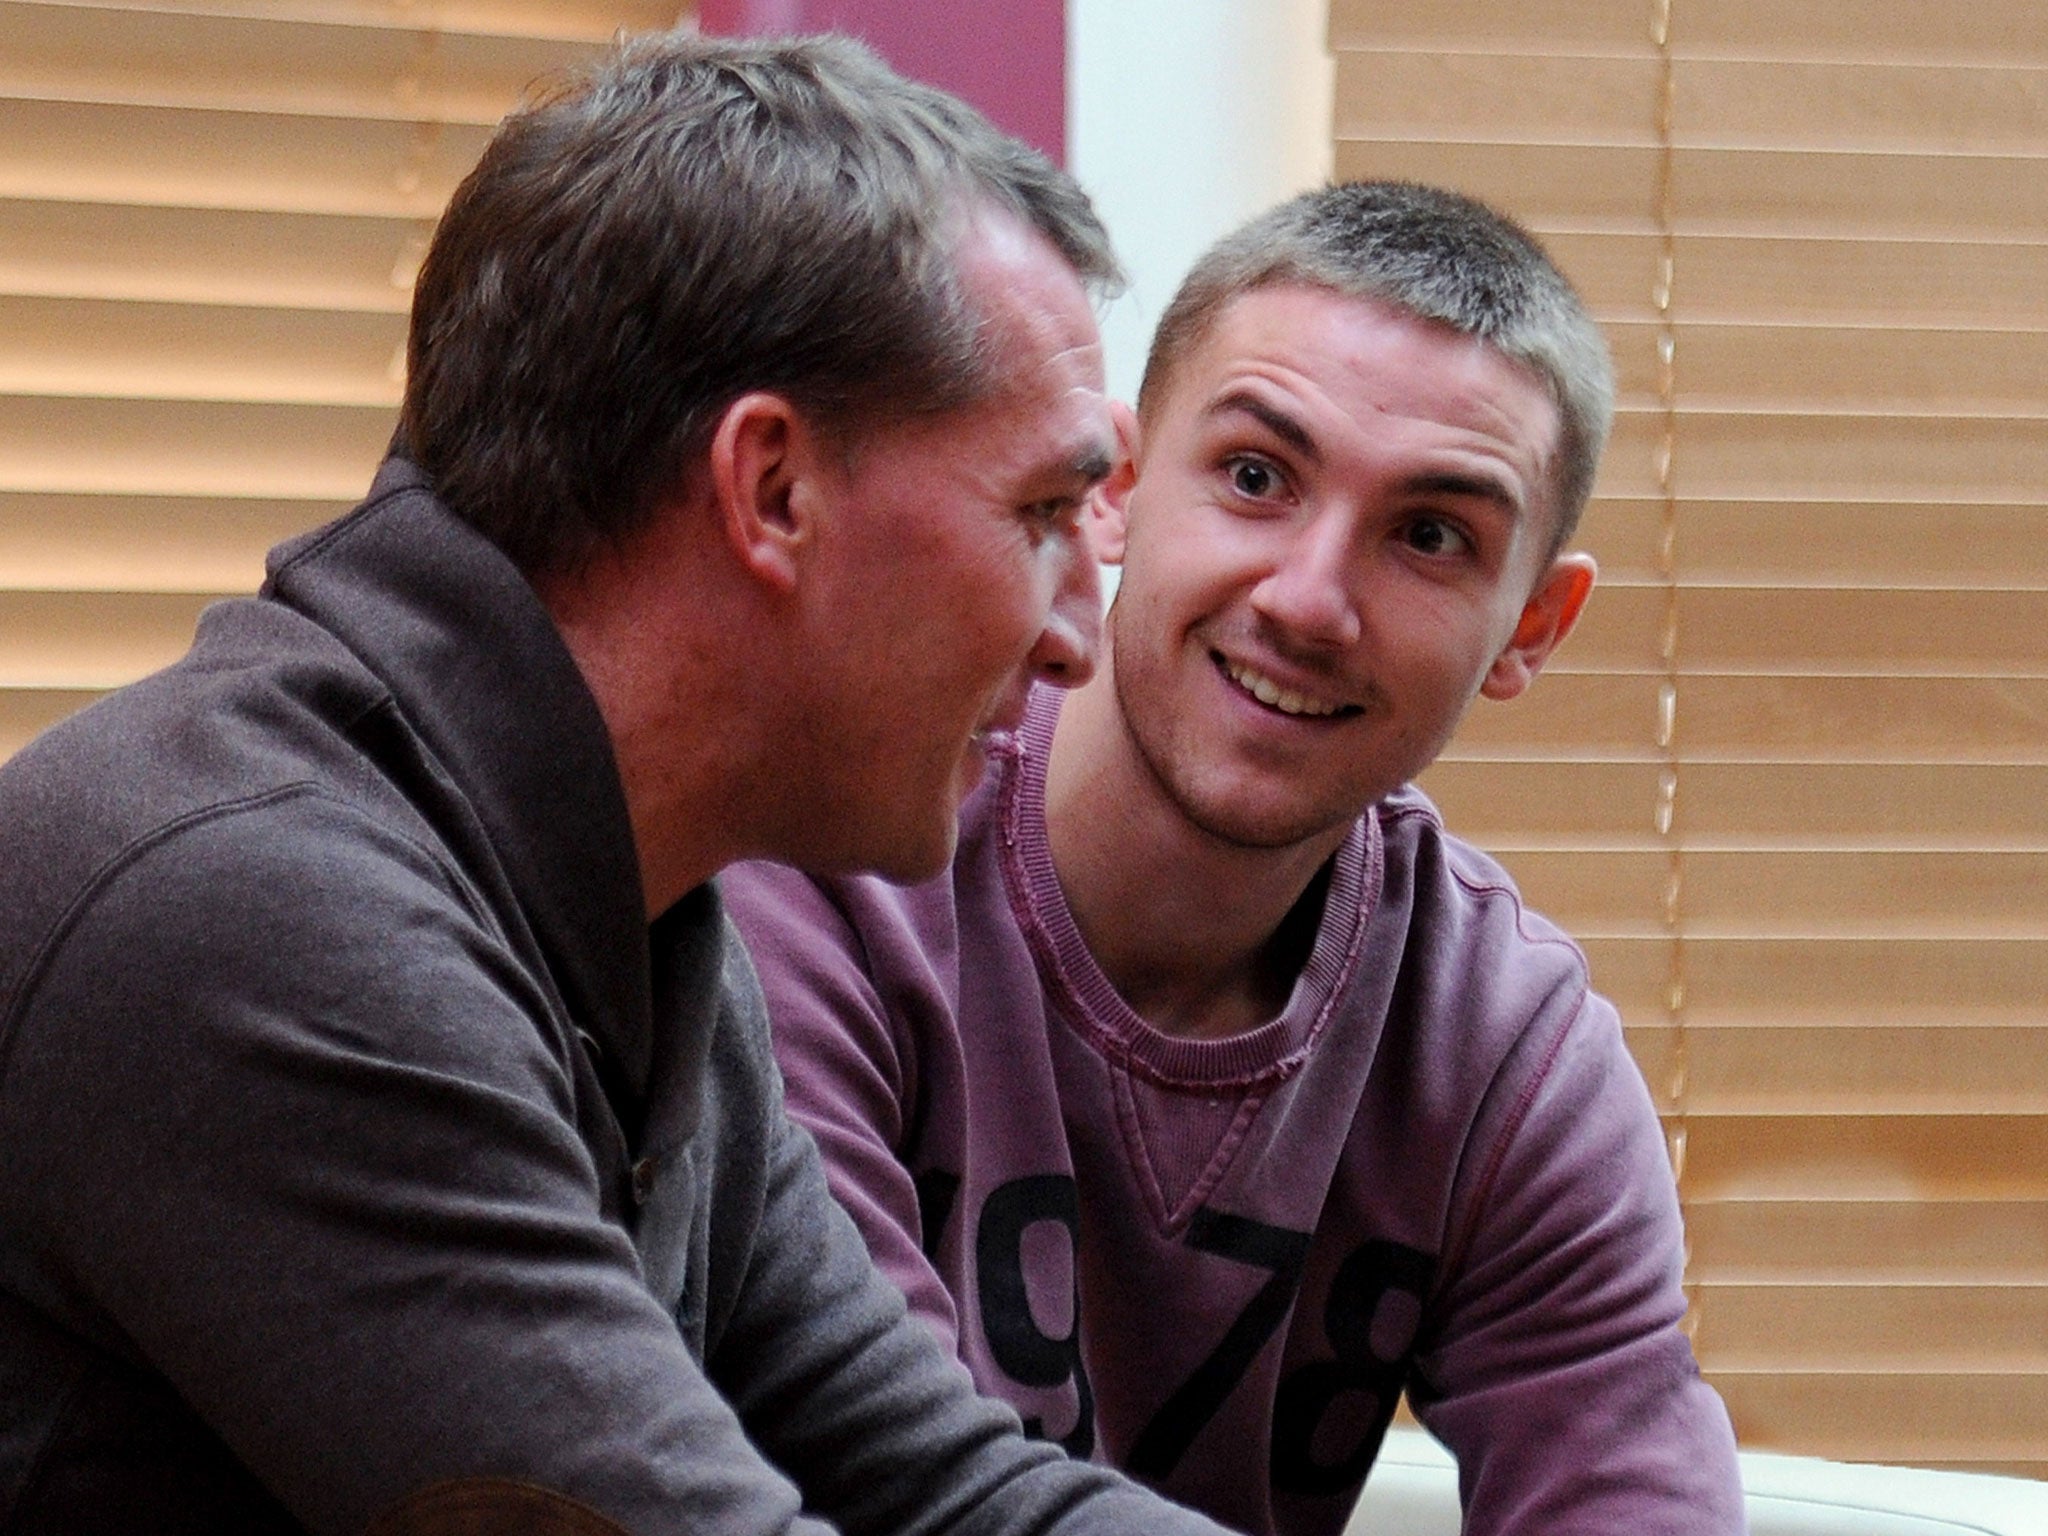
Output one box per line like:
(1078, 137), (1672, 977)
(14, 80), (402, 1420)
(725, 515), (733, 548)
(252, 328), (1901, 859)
(1111, 662), (1337, 853)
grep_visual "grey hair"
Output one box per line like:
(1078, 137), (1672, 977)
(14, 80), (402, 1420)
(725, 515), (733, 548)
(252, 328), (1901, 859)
(1138, 181), (1613, 545)
(402, 29), (1121, 576)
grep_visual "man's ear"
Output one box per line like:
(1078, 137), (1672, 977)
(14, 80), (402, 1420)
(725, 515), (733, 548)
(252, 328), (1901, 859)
(706, 391), (818, 594)
(1481, 552), (1596, 702)
(1083, 400), (1140, 566)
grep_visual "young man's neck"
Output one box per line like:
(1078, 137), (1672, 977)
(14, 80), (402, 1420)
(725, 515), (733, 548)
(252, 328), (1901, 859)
(1042, 670), (1352, 1041)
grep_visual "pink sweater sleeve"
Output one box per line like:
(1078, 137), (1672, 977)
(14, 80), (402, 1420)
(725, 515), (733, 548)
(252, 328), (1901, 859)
(720, 859), (966, 1354)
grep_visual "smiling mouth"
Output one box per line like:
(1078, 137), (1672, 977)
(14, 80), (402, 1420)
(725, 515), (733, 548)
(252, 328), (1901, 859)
(1216, 654), (1360, 719)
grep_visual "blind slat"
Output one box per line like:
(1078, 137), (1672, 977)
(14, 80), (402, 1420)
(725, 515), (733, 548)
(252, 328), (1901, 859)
(1626, 1025), (2048, 1111)
(0, 199), (424, 310)
(0, 686), (102, 758)
(0, 98), (493, 216)
(1714, 1374), (2048, 1467)
(0, 589), (217, 687)
(0, 4), (671, 777)
(1336, 53), (2048, 150)
(1593, 412), (2048, 505)
(0, 295), (405, 404)
(1335, 141), (2048, 239)
(1699, 1285), (2048, 1365)
(1451, 674), (2048, 759)
(1510, 849), (2048, 935)
(1685, 1200), (2048, 1281)
(1607, 324), (2048, 415)
(1677, 412), (2048, 502)
(1331, 0), (2048, 61)
(28, 1), (682, 41)
(0, 396), (396, 497)
(1679, 1115), (2048, 1201)
(1422, 761), (2048, 844)
(1582, 498), (2048, 587)
(1550, 232), (2048, 325)
(1564, 587), (2048, 677)
(0, 493), (343, 590)
(1584, 937), (2048, 1019)
(0, 1), (623, 122)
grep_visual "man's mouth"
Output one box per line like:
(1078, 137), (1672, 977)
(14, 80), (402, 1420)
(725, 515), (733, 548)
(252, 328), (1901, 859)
(1217, 655), (1358, 719)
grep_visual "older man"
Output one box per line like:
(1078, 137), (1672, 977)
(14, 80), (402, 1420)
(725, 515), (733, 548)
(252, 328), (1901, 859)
(0, 32), (1239, 1536)
(727, 183), (1746, 1535)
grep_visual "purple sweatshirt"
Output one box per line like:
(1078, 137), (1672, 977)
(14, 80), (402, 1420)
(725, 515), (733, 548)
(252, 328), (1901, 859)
(724, 688), (1743, 1536)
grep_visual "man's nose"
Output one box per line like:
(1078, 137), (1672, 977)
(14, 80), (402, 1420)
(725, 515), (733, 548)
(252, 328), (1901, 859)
(1249, 511), (1362, 650)
(1027, 523), (1104, 687)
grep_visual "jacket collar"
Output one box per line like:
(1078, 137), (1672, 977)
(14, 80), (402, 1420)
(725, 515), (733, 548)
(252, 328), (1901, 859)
(262, 454), (657, 1104)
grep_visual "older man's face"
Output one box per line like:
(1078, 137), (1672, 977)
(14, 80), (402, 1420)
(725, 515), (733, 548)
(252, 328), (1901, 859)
(791, 208), (1115, 880)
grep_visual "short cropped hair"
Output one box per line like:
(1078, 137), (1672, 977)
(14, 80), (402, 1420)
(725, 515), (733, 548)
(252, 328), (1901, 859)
(1138, 182), (1613, 546)
(402, 31), (1120, 576)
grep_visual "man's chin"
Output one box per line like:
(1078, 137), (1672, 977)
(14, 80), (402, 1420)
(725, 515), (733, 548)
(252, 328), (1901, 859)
(956, 740), (996, 798)
(774, 793), (958, 885)
(809, 749), (986, 885)
(1170, 778), (1364, 854)
(868, 818), (960, 886)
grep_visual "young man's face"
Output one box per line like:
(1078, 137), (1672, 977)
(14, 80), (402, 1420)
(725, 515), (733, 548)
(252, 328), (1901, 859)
(798, 210), (1115, 880)
(1103, 284), (1591, 853)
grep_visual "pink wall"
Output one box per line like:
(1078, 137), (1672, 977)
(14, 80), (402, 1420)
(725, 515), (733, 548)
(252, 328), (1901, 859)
(698, 0), (1067, 163)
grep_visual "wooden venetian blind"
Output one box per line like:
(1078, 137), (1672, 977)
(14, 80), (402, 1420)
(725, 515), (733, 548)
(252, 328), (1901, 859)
(1333, 0), (2048, 1479)
(0, 0), (682, 762)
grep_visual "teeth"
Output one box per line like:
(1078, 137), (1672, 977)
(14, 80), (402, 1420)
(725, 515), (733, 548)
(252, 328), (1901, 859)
(1224, 660), (1343, 718)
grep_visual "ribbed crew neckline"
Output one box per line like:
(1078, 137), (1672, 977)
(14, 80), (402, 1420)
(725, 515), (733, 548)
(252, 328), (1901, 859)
(997, 686), (1379, 1092)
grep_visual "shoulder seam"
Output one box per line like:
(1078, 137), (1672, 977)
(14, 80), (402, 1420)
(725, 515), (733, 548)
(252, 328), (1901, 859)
(1436, 981), (1593, 1288)
(0, 779), (475, 1092)
(1440, 837), (1593, 986)
(1, 783), (326, 1090)
(815, 875), (924, 1145)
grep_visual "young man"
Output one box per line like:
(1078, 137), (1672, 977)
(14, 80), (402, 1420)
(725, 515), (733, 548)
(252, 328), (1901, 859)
(0, 32), (1240, 1536)
(725, 183), (1746, 1536)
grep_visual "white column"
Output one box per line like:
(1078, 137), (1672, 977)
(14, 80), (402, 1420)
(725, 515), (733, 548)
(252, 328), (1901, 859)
(1067, 0), (1335, 406)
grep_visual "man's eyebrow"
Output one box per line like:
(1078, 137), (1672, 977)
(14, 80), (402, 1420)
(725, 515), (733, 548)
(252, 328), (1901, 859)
(1211, 390), (1527, 517)
(1072, 442), (1114, 484)
(1211, 391), (1320, 464)
(1408, 470), (1524, 517)
(1043, 432), (1113, 491)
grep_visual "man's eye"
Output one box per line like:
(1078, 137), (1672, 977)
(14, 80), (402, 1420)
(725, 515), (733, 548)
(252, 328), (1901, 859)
(1024, 497), (1082, 531)
(1403, 517), (1471, 557)
(1226, 456), (1280, 498)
